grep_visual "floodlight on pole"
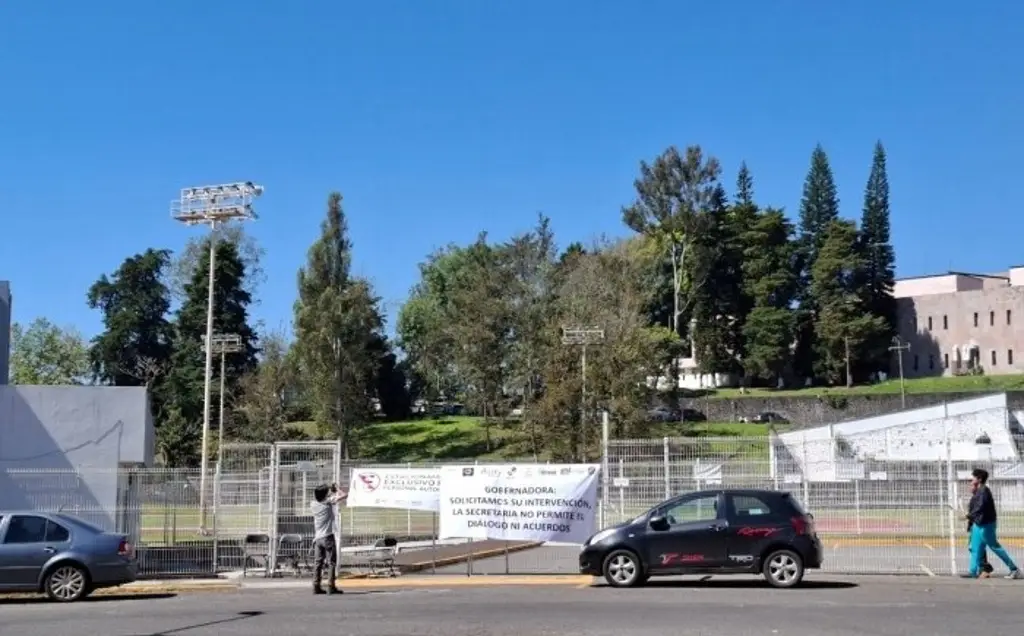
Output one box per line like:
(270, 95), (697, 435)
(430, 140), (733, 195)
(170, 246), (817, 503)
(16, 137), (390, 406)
(561, 326), (605, 461)
(173, 182), (262, 534)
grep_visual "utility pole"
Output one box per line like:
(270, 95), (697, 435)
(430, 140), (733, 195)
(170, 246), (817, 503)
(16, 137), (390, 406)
(561, 326), (605, 461)
(172, 182), (263, 534)
(844, 336), (852, 388)
(889, 335), (911, 409)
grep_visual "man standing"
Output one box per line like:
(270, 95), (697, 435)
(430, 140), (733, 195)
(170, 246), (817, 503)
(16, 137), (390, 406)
(311, 483), (348, 594)
(965, 468), (1021, 580)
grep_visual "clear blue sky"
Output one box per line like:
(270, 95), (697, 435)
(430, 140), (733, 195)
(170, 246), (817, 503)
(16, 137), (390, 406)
(2, 1), (1022, 341)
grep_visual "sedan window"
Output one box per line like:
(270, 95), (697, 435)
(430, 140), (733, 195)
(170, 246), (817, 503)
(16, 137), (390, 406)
(3, 515), (48, 544)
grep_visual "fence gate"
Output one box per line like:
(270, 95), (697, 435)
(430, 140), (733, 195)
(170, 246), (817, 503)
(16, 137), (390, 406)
(269, 441), (341, 571)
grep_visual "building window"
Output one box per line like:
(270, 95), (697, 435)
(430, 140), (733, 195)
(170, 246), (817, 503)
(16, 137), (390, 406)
(928, 317), (933, 331)
(974, 312), (979, 327)
(1010, 350), (1015, 365)
(943, 315), (948, 330)
(1008, 309), (1013, 326)
(944, 353), (949, 369)
(913, 355), (919, 371)
(992, 350), (997, 366)
(990, 311), (995, 326)
(929, 355), (935, 370)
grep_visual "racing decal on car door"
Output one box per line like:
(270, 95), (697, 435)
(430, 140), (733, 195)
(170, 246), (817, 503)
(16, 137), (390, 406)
(659, 553), (704, 566)
(729, 554), (754, 564)
(736, 527), (780, 537)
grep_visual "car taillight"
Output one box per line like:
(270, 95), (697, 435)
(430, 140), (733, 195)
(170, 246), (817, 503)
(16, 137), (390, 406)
(118, 539), (134, 557)
(791, 516), (811, 536)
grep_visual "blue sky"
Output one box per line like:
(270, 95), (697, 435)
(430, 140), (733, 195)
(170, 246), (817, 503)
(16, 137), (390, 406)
(2, 1), (1022, 342)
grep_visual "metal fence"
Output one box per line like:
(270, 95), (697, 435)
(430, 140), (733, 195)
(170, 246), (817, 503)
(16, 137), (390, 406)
(4, 414), (1024, 578)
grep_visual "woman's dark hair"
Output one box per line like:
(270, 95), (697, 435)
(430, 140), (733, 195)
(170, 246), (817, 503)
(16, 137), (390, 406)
(972, 468), (989, 484)
(314, 484), (330, 503)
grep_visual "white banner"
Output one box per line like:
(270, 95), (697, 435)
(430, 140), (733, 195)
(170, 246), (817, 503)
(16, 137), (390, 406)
(347, 467), (441, 512)
(438, 464), (600, 544)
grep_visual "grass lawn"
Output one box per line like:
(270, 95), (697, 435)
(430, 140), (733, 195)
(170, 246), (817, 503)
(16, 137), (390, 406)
(286, 417), (773, 463)
(700, 374), (1024, 399)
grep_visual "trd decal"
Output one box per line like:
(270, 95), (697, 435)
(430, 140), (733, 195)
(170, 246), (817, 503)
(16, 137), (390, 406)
(736, 527), (780, 537)
(660, 553), (704, 566)
(729, 555), (754, 563)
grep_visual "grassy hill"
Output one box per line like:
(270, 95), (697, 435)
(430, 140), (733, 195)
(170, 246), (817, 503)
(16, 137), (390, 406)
(287, 416), (771, 463)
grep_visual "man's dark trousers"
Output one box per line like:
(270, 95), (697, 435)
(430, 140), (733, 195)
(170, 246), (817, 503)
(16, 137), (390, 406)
(314, 535), (338, 592)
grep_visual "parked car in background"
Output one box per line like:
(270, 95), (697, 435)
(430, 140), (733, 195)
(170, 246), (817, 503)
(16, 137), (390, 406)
(680, 408), (707, 422)
(0, 512), (136, 602)
(752, 412), (789, 424)
(579, 489), (822, 589)
(647, 406), (680, 422)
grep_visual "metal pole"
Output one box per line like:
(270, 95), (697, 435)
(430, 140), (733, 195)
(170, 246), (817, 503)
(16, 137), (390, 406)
(663, 437), (670, 499)
(600, 411), (610, 529)
(198, 232), (218, 533)
(218, 349), (227, 468)
(581, 343), (587, 461)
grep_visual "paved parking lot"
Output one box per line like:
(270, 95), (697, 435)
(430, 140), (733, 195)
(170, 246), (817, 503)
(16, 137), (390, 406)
(3, 575), (1022, 636)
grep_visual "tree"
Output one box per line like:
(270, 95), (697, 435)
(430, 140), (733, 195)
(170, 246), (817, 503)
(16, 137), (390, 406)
(622, 145), (721, 337)
(857, 141), (897, 376)
(396, 246), (470, 403)
(369, 333), (411, 420)
(87, 249), (175, 389)
(445, 233), (514, 450)
(536, 239), (682, 460)
(502, 214), (559, 455)
(235, 329), (294, 443)
(795, 145), (841, 381)
(810, 219), (887, 385)
(293, 192), (383, 458)
(162, 237), (259, 465)
(169, 225), (266, 303)
(690, 184), (745, 375)
(741, 209), (798, 385)
(8, 318), (89, 385)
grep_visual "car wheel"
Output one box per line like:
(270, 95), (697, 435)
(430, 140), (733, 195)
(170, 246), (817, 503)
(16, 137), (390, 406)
(45, 563), (90, 602)
(762, 549), (804, 588)
(603, 549), (643, 588)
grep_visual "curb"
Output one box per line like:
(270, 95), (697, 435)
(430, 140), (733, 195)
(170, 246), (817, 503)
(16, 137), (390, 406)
(825, 537), (1024, 548)
(236, 575), (595, 590)
(400, 542), (545, 573)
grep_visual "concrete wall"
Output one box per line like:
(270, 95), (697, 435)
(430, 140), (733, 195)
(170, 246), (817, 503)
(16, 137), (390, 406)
(774, 394), (1020, 481)
(0, 385), (154, 530)
(0, 281), (9, 385)
(680, 390), (1024, 426)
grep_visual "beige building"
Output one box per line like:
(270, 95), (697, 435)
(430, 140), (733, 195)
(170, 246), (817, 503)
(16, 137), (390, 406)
(893, 266), (1024, 377)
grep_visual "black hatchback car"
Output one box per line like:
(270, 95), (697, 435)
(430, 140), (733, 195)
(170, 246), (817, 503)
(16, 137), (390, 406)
(579, 489), (823, 588)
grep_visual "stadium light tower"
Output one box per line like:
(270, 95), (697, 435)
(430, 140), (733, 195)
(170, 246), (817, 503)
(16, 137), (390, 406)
(561, 326), (605, 460)
(172, 182), (262, 533)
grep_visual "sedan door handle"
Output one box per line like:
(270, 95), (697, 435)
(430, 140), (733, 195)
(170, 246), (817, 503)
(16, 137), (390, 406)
(43, 547), (57, 554)
(711, 524), (726, 532)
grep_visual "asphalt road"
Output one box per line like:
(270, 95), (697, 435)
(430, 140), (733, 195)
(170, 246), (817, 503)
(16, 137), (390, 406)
(4, 576), (1023, 636)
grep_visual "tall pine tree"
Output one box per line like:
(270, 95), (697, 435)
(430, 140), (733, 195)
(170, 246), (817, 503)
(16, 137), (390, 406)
(857, 141), (897, 377)
(162, 237), (258, 465)
(293, 192), (384, 459)
(795, 145), (840, 382)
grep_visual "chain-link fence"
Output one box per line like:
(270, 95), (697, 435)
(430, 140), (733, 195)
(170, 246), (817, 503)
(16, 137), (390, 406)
(4, 407), (1023, 578)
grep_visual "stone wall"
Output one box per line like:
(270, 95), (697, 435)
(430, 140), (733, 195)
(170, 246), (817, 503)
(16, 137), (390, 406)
(682, 390), (1024, 427)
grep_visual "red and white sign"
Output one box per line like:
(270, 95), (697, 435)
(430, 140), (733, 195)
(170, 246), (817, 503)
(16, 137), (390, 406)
(347, 467), (441, 512)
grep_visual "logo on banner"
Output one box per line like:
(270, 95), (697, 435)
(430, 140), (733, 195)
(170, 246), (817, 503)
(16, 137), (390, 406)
(462, 467), (475, 477)
(587, 466), (596, 475)
(357, 472), (381, 492)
